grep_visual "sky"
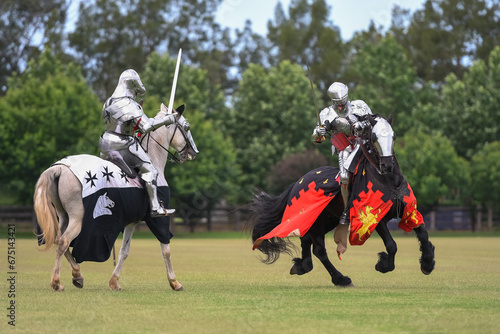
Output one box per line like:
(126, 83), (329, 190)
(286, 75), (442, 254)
(215, 0), (426, 40)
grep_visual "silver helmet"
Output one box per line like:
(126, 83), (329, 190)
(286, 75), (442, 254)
(111, 69), (146, 99)
(327, 82), (349, 113)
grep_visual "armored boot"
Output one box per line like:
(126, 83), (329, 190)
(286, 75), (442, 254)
(339, 182), (350, 225)
(334, 181), (350, 258)
(146, 180), (175, 218)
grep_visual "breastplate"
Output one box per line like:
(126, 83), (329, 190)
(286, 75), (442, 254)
(103, 98), (143, 136)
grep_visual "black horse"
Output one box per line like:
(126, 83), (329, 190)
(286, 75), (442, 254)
(246, 116), (435, 287)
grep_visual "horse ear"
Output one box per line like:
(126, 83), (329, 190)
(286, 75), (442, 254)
(175, 104), (185, 116)
(161, 103), (168, 113)
(387, 113), (393, 125)
(367, 114), (377, 126)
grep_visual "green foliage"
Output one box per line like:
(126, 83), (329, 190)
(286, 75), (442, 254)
(266, 149), (328, 195)
(439, 46), (500, 159)
(470, 141), (500, 208)
(348, 35), (419, 136)
(395, 129), (470, 211)
(0, 0), (70, 95)
(0, 51), (101, 203)
(267, 0), (345, 97)
(142, 52), (226, 120)
(166, 109), (241, 211)
(226, 61), (318, 197)
(391, 0), (500, 82)
(68, 0), (226, 99)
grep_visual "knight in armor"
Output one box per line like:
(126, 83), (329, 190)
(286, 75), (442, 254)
(311, 82), (373, 227)
(99, 69), (178, 218)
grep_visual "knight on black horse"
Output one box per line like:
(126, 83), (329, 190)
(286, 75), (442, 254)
(247, 82), (435, 287)
(311, 82), (375, 255)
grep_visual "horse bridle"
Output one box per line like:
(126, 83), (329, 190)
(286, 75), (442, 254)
(357, 114), (390, 175)
(140, 121), (191, 163)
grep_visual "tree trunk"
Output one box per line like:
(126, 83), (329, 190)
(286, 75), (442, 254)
(487, 202), (493, 232)
(475, 204), (482, 232)
(207, 210), (212, 231)
(429, 210), (436, 231)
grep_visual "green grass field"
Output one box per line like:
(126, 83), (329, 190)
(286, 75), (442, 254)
(2, 232), (499, 333)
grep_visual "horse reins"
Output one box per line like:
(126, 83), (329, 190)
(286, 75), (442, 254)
(140, 122), (190, 163)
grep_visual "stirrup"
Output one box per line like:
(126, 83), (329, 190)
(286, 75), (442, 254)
(150, 203), (176, 218)
(339, 211), (350, 225)
(150, 208), (175, 218)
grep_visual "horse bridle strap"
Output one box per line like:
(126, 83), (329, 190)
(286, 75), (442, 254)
(356, 137), (381, 174)
(140, 122), (189, 163)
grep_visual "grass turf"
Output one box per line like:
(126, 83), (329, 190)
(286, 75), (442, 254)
(2, 233), (499, 333)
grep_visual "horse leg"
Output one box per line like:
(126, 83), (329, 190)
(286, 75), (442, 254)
(50, 219), (82, 291)
(109, 223), (137, 291)
(160, 243), (184, 291)
(413, 225), (435, 275)
(311, 234), (353, 287)
(49, 179), (83, 292)
(374, 221), (397, 273)
(64, 250), (84, 288)
(290, 236), (314, 275)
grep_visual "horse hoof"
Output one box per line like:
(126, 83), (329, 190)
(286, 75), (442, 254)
(421, 261), (435, 275)
(170, 281), (184, 291)
(290, 258), (312, 275)
(52, 284), (65, 292)
(333, 276), (353, 287)
(72, 277), (84, 288)
(109, 275), (122, 291)
(375, 252), (395, 273)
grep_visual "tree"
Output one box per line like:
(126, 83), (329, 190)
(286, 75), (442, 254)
(395, 129), (470, 212)
(439, 46), (500, 159)
(266, 0), (345, 100)
(470, 141), (500, 230)
(226, 61), (318, 198)
(391, 0), (500, 82)
(68, 0), (228, 100)
(0, 0), (70, 94)
(142, 51), (227, 122)
(0, 50), (101, 203)
(347, 35), (420, 136)
(266, 149), (328, 195)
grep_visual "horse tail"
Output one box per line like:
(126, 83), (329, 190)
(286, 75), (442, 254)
(33, 166), (61, 251)
(245, 184), (296, 264)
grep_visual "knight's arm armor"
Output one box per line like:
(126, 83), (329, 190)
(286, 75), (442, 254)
(102, 97), (177, 136)
(346, 100), (373, 136)
(312, 106), (341, 143)
(138, 112), (177, 134)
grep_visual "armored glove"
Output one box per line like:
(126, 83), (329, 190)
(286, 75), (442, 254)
(353, 120), (370, 135)
(312, 126), (326, 143)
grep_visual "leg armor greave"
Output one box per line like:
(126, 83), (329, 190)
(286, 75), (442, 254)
(140, 164), (162, 212)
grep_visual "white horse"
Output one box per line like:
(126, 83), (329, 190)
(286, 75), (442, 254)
(34, 103), (197, 292)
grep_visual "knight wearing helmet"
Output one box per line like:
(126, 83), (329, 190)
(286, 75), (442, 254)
(311, 82), (373, 227)
(99, 69), (181, 217)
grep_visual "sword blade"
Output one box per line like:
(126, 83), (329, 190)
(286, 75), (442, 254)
(306, 61), (321, 126)
(167, 48), (182, 113)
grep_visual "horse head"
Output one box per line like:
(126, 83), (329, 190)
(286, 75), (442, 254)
(367, 115), (395, 175)
(160, 103), (199, 163)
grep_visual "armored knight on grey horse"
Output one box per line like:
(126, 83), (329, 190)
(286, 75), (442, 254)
(311, 82), (373, 252)
(99, 69), (188, 218)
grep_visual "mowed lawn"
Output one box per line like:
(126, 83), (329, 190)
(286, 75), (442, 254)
(4, 232), (500, 333)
